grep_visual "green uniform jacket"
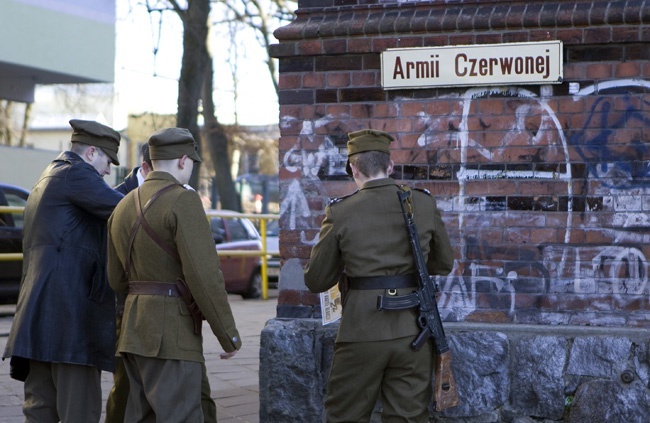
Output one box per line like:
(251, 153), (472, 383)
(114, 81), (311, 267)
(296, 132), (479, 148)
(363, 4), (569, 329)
(304, 178), (454, 343)
(107, 171), (241, 362)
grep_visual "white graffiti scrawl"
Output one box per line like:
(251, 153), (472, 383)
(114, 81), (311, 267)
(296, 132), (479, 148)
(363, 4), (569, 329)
(280, 115), (351, 245)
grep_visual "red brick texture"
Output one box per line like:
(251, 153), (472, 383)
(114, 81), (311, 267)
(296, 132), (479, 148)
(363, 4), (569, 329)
(271, 0), (650, 327)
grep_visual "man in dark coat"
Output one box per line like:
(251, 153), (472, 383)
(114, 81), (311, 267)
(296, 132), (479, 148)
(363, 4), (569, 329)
(3, 119), (124, 422)
(304, 129), (455, 422)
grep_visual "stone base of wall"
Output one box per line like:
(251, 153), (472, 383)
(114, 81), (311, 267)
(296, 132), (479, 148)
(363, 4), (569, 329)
(260, 319), (650, 422)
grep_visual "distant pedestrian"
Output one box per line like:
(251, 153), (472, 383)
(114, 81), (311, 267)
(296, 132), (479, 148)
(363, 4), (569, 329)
(3, 119), (124, 422)
(305, 129), (454, 422)
(107, 127), (241, 421)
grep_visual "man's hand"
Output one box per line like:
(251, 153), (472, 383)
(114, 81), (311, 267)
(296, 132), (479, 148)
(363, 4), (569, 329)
(220, 350), (238, 360)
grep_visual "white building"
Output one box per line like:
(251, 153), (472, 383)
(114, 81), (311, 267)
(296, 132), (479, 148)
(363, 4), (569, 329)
(0, 0), (119, 188)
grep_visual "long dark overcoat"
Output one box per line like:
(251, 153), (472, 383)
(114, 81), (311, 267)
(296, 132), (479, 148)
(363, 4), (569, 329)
(3, 151), (124, 372)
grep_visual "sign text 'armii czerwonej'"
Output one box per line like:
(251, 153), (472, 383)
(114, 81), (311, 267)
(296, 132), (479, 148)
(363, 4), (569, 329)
(381, 41), (563, 90)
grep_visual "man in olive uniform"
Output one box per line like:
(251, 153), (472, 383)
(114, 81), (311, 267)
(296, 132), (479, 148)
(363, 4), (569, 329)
(106, 143), (152, 422)
(304, 129), (454, 423)
(107, 127), (241, 421)
(106, 143), (222, 423)
(3, 119), (124, 422)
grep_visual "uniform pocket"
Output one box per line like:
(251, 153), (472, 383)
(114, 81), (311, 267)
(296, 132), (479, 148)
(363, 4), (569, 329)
(176, 300), (202, 352)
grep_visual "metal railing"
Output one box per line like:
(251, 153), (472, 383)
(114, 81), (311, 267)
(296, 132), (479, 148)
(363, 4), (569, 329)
(0, 206), (280, 300)
(206, 211), (279, 300)
(0, 206), (24, 261)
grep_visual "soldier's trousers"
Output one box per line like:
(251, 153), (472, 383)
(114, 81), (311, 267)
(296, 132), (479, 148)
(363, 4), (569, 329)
(122, 353), (204, 422)
(106, 315), (217, 423)
(324, 336), (434, 423)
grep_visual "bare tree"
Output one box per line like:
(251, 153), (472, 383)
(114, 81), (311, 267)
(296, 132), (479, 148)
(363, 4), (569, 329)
(19, 103), (32, 147)
(202, 53), (241, 211)
(165, 0), (211, 189)
(139, 0), (296, 207)
(0, 101), (13, 146)
(0, 101), (36, 147)
(214, 0), (296, 95)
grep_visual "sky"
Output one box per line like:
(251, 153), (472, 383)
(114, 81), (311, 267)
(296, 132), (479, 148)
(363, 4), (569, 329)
(112, 0), (281, 129)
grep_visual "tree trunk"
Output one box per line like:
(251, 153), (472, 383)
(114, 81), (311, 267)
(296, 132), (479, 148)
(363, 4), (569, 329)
(20, 102), (32, 147)
(175, 0), (210, 189)
(201, 54), (241, 211)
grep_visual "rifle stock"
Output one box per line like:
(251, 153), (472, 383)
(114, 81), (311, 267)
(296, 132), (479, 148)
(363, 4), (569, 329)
(434, 350), (459, 411)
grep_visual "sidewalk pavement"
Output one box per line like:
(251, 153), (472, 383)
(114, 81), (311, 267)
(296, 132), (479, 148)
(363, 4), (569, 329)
(0, 290), (278, 423)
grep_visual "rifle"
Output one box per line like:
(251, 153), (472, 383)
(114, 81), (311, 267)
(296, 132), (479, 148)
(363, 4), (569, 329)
(377, 187), (459, 411)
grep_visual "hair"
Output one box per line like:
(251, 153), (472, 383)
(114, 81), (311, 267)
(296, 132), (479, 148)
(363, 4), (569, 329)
(70, 142), (107, 159)
(70, 142), (92, 156)
(349, 151), (391, 177)
(140, 143), (152, 167)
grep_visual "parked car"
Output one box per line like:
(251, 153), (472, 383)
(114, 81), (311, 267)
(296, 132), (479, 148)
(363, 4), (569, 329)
(0, 183), (30, 304)
(0, 197), (266, 301)
(208, 210), (264, 299)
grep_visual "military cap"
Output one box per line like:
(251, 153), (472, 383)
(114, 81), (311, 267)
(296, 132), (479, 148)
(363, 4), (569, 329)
(148, 127), (202, 163)
(69, 119), (121, 166)
(345, 129), (395, 175)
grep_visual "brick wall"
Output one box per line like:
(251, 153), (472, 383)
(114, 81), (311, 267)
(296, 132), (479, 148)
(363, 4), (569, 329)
(270, 0), (650, 327)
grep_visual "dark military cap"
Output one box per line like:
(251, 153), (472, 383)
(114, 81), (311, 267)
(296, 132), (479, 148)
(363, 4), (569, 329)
(345, 129), (395, 175)
(69, 119), (121, 165)
(148, 127), (202, 163)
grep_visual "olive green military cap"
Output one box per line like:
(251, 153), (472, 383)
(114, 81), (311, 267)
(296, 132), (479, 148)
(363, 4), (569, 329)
(69, 119), (121, 166)
(148, 127), (202, 163)
(345, 129), (395, 175)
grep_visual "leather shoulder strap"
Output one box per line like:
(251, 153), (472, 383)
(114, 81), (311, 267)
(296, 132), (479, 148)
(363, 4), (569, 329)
(125, 184), (182, 277)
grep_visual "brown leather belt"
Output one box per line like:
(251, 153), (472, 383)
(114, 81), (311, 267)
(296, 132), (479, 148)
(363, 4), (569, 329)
(128, 281), (181, 297)
(348, 274), (417, 290)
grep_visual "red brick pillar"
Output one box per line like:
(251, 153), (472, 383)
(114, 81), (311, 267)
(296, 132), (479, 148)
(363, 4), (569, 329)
(270, 0), (650, 326)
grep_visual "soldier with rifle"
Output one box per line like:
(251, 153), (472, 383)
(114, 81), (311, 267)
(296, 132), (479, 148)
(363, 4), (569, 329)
(305, 129), (458, 422)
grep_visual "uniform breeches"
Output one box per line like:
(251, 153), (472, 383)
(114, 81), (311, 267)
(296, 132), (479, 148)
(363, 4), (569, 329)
(23, 360), (102, 423)
(122, 353), (203, 423)
(325, 336), (434, 423)
(106, 315), (216, 423)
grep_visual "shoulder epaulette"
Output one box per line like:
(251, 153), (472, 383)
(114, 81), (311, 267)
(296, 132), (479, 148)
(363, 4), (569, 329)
(329, 190), (358, 205)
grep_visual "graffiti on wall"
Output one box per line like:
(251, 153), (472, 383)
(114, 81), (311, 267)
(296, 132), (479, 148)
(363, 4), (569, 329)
(281, 79), (650, 323)
(280, 115), (350, 244)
